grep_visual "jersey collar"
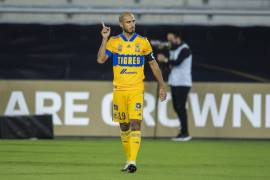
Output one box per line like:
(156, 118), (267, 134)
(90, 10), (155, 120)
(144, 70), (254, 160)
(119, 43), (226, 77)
(120, 33), (137, 42)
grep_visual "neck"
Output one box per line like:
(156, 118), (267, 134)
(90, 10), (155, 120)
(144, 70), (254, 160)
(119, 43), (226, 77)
(122, 31), (134, 39)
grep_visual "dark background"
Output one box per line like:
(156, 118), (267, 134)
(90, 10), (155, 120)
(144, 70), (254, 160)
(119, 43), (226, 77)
(0, 24), (269, 82)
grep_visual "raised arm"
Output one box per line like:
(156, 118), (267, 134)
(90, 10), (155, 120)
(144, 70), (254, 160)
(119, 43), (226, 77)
(97, 22), (111, 64)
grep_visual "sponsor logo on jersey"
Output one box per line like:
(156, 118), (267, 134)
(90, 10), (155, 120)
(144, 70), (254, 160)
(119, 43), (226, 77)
(120, 69), (137, 74)
(113, 54), (144, 67)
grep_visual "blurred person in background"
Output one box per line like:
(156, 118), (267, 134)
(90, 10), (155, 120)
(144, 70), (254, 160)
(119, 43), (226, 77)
(155, 32), (192, 141)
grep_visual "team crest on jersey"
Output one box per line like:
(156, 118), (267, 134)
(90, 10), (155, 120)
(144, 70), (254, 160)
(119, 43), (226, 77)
(118, 44), (122, 52)
(135, 103), (142, 110)
(113, 104), (118, 111)
(126, 44), (131, 48)
(135, 43), (140, 52)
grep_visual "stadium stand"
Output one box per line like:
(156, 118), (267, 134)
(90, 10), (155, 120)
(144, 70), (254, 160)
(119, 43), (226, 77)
(0, 0), (269, 25)
(0, 0), (269, 82)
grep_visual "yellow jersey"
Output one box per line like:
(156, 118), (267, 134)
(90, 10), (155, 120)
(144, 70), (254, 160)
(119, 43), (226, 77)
(106, 33), (153, 91)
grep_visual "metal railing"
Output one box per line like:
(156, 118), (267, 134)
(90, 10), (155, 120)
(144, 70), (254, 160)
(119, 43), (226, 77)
(0, 5), (270, 16)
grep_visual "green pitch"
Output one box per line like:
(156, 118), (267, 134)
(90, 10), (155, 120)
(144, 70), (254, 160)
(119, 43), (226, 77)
(0, 139), (269, 180)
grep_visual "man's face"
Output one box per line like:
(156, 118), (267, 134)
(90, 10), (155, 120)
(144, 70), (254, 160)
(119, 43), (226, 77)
(167, 33), (175, 42)
(120, 15), (136, 34)
(167, 33), (181, 45)
(167, 33), (177, 44)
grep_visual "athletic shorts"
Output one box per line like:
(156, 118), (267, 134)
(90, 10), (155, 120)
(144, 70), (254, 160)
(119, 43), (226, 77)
(112, 90), (144, 123)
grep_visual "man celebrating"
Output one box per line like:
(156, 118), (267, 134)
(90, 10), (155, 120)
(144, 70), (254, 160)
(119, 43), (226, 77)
(97, 12), (167, 173)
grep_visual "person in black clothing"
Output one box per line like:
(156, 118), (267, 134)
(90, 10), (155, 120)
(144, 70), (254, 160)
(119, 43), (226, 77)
(156, 32), (192, 141)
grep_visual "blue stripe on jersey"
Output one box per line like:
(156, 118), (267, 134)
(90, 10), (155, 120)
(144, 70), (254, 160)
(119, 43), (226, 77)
(113, 53), (144, 67)
(120, 33), (137, 42)
(120, 33), (128, 41)
(105, 49), (112, 57)
(129, 33), (137, 42)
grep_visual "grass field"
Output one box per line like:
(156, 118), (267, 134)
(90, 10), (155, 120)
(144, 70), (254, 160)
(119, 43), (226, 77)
(0, 139), (270, 180)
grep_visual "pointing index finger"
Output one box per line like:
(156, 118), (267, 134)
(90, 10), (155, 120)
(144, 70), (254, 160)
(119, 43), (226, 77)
(101, 20), (105, 28)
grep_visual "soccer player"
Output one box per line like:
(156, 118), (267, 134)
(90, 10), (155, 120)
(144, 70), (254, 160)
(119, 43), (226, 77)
(97, 12), (167, 173)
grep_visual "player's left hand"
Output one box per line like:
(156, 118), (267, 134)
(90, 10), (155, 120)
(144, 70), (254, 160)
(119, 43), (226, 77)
(159, 86), (167, 101)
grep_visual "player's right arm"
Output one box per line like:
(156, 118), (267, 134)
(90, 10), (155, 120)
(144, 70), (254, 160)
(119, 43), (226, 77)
(97, 22), (111, 64)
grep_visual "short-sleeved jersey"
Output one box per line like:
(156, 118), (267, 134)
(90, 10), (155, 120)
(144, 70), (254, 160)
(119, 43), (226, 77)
(106, 33), (153, 91)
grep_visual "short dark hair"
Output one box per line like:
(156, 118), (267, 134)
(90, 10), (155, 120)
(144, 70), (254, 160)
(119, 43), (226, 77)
(170, 31), (182, 38)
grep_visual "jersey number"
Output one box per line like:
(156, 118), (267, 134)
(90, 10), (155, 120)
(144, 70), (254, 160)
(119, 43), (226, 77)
(118, 112), (126, 120)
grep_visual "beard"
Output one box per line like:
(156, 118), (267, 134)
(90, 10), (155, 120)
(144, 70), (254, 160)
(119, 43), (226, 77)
(123, 27), (135, 35)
